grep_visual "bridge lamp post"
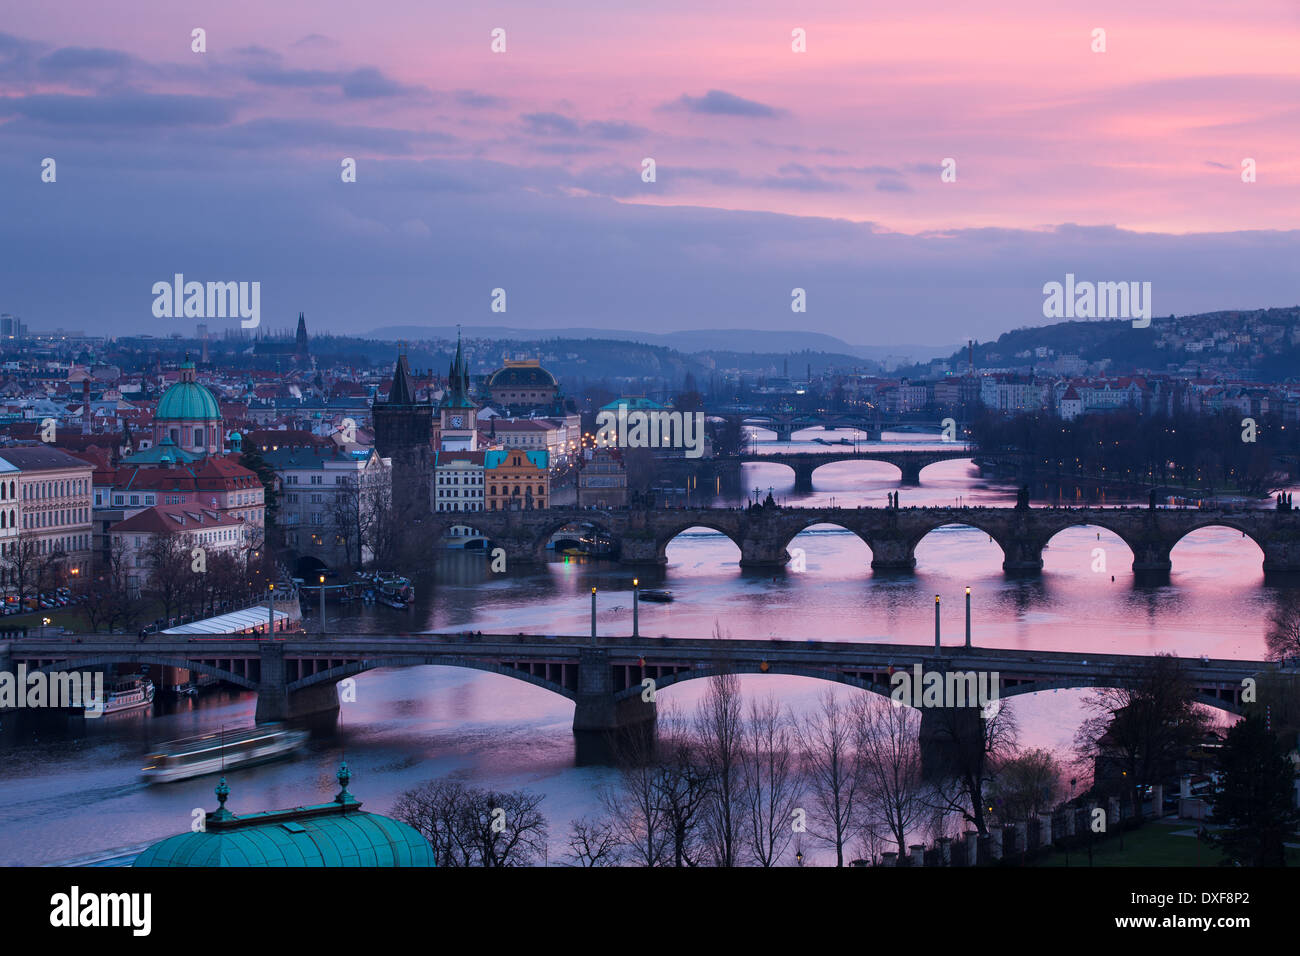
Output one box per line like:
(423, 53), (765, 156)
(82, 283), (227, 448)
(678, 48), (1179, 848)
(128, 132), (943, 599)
(934, 594), (941, 651)
(319, 574), (327, 636)
(267, 582), (275, 638)
(632, 578), (639, 638)
(591, 587), (597, 644)
(965, 587), (971, 648)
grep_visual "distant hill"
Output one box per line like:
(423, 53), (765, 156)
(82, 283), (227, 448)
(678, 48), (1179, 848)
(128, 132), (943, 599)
(895, 306), (1300, 380)
(370, 324), (957, 367)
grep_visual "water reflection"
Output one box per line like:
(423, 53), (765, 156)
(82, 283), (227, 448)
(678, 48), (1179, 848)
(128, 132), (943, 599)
(0, 430), (1291, 863)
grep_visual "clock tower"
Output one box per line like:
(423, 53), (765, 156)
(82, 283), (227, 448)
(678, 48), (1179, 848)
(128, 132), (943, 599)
(435, 332), (478, 451)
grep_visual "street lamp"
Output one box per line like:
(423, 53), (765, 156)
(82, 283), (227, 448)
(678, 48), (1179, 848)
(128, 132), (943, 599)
(632, 578), (639, 639)
(590, 586), (597, 644)
(319, 573), (327, 635)
(965, 586), (971, 648)
(934, 594), (941, 651)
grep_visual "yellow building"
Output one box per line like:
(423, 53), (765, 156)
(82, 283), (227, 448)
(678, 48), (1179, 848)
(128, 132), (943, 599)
(484, 448), (549, 511)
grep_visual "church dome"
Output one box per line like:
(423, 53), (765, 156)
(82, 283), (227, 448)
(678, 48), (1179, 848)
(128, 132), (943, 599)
(487, 360), (557, 390)
(156, 359), (220, 421)
(134, 765), (435, 868)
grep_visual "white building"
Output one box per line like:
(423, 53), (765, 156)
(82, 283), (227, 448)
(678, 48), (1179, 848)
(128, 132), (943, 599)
(263, 446), (390, 566)
(433, 450), (486, 514)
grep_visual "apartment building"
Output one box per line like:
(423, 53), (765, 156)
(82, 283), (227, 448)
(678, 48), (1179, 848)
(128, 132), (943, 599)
(2, 446), (95, 577)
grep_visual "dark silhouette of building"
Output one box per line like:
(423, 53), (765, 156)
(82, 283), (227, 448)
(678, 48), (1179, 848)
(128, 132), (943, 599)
(252, 312), (311, 365)
(373, 347), (433, 521)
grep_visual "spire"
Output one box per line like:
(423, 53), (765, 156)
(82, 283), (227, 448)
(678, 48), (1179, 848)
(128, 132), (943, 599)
(387, 349), (414, 405)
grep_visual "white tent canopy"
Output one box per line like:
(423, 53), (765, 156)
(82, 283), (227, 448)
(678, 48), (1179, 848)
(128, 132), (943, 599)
(163, 607), (290, 635)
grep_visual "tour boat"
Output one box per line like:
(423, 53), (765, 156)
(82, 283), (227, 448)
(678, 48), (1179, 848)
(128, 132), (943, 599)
(638, 588), (674, 602)
(141, 725), (310, 783)
(88, 677), (154, 716)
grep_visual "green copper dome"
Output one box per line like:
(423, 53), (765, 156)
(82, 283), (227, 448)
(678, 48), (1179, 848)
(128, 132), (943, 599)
(134, 768), (436, 868)
(156, 359), (220, 421)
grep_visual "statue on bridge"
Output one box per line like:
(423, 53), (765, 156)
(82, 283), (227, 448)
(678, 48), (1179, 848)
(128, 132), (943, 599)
(1015, 486), (1030, 510)
(1278, 492), (1293, 512)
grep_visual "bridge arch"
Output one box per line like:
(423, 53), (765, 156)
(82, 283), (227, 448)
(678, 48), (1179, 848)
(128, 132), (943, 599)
(1041, 522), (1138, 572)
(1168, 521), (1267, 566)
(286, 656), (576, 700)
(656, 522), (746, 564)
(998, 679), (1245, 716)
(527, 511), (623, 562)
(909, 521), (1010, 569)
(612, 662), (897, 703)
(777, 517), (874, 561)
(25, 655), (258, 690)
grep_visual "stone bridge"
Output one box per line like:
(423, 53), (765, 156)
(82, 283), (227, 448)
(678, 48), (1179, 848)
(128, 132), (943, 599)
(427, 504), (1300, 575)
(714, 411), (960, 442)
(1, 634), (1273, 750)
(738, 448), (976, 489)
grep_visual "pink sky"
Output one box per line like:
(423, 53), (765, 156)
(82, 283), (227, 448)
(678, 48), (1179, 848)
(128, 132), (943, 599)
(5, 0), (1298, 234)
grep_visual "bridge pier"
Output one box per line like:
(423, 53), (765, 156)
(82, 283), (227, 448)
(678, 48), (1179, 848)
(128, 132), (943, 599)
(572, 648), (656, 763)
(254, 644), (340, 723)
(1262, 542), (1300, 574)
(773, 424), (795, 441)
(869, 536), (916, 571)
(898, 463), (923, 486)
(1001, 537), (1045, 574)
(739, 539), (791, 568)
(792, 465), (815, 494)
(918, 703), (986, 783)
(618, 535), (666, 565)
(1130, 543), (1173, 577)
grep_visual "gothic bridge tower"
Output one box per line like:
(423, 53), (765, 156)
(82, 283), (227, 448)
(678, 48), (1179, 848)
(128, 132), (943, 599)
(373, 347), (434, 522)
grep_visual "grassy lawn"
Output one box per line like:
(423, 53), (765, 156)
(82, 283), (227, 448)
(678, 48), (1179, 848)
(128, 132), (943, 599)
(1, 599), (174, 635)
(1035, 820), (1300, 866)
(1, 606), (96, 634)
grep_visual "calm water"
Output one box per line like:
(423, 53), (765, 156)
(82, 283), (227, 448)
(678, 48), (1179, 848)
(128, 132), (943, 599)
(0, 430), (1286, 864)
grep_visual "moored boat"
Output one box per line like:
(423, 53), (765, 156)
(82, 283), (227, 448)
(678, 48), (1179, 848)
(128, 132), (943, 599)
(89, 676), (154, 716)
(638, 588), (674, 602)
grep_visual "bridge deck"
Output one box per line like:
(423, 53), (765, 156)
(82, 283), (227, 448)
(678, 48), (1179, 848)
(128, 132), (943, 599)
(6, 631), (1273, 679)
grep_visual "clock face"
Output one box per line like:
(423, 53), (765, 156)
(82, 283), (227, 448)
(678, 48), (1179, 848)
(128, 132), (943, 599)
(450, 416), (464, 428)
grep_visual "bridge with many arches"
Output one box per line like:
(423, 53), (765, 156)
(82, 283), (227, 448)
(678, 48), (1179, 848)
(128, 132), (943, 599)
(429, 504), (1300, 574)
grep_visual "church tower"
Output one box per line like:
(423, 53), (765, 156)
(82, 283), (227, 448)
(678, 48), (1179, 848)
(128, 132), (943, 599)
(294, 312), (310, 363)
(434, 332), (478, 451)
(373, 347), (433, 520)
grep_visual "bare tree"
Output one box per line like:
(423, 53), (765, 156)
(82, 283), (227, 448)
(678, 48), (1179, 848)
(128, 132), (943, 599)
(392, 778), (548, 867)
(329, 474), (365, 570)
(740, 693), (801, 867)
(987, 748), (1062, 822)
(600, 728), (670, 867)
(1265, 599), (1300, 662)
(1074, 654), (1212, 808)
(142, 531), (199, 624)
(562, 815), (623, 867)
(855, 695), (925, 856)
(75, 538), (142, 632)
(653, 709), (713, 867)
(695, 668), (746, 867)
(795, 687), (865, 867)
(926, 699), (1018, 835)
(2, 535), (46, 606)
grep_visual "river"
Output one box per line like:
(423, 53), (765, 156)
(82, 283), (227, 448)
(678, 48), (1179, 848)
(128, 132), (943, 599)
(0, 430), (1286, 865)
